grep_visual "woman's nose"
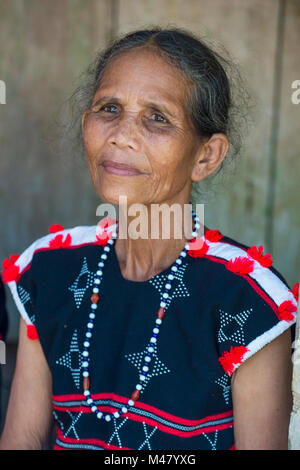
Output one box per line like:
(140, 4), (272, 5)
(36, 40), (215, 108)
(108, 114), (139, 150)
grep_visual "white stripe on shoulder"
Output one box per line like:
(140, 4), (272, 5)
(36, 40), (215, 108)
(15, 225), (98, 273)
(6, 223), (118, 326)
(232, 317), (296, 375)
(205, 239), (297, 309)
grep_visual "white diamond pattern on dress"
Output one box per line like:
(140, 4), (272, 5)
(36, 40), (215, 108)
(68, 257), (95, 309)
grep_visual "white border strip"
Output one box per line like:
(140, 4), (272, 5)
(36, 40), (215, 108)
(205, 239), (297, 309)
(5, 224), (103, 325)
(15, 225), (99, 273)
(5, 222), (119, 325)
(231, 316), (296, 375)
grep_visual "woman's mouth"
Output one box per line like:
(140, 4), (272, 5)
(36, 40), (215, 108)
(101, 160), (144, 176)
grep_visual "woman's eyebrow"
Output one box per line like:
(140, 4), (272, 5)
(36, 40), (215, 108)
(92, 96), (120, 108)
(142, 100), (177, 119)
(92, 95), (177, 119)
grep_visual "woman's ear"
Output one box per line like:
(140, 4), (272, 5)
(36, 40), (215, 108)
(191, 133), (229, 182)
(81, 109), (89, 132)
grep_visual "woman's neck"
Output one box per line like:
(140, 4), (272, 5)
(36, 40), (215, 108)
(113, 204), (204, 282)
(114, 237), (189, 282)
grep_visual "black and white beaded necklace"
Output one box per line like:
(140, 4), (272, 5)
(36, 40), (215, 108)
(82, 209), (200, 421)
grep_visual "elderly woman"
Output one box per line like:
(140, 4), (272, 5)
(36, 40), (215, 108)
(0, 28), (298, 451)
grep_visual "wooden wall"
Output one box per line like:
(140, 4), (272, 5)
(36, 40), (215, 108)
(0, 0), (299, 341)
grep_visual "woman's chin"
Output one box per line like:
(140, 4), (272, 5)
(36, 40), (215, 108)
(93, 176), (148, 206)
(93, 186), (136, 206)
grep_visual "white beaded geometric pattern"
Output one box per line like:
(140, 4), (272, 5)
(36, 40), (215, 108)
(107, 417), (128, 447)
(148, 263), (190, 310)
(52, 410), (65, 432)
(64, 411), (82, 440)
(138, 422), (158, 450)
(17, 284), (31, 305)
(217, 308), (253, 345)
(125, 342), (171, 393)
(106, 418), (157, 450)
(215, 374), (231, 405)
(68, 257), (95, 309)
(56, 329), (83, 389)
(202, 430), (219, 450)
(17, 285), (35, 324)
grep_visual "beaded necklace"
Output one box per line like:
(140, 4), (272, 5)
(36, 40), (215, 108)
(82, 209), (200, 421)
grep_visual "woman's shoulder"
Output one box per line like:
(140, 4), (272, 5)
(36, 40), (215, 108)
(1, 221), (116, 339)
(16, 223), (98, 267)
(194, 227), (298, 376)
(198, 227), (297, 296)
(201, 227), (298, 316)
(1, 220), (118, 283)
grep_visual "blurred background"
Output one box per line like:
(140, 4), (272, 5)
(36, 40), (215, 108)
(0, 0), (299, 432)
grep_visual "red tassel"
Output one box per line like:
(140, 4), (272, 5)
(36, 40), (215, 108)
(96, 217), (117, 246)
(1, 265), (20, 283)
(49, 224), (64, 233)
(187, 239), (209, 258)
(218, 345), (249, 376)
(1, 254), (20, 283)
(49, 233), (72, 249)
(231, 345), (249, 364)
(49, 234), (63, 248)
(226, 256), (254, 275)
(2, 254), (20, 270)
(247, 245), (273, 267)
(278, 300), (297, 322)
(96, 232), (110, 246)
(62, 233), (72, 247)
(205, 229), (223, 242)
(99, 217), (117, 229)
(218, 352), (235, 376)
(27, 324), (39, 340)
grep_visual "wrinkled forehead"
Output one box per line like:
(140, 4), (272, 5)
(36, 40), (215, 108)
(94, 48), (193, 118)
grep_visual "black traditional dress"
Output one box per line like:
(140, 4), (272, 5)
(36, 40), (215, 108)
(3, 218), (298, 450)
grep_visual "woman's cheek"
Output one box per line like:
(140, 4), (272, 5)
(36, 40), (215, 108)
(83, 132), (105, 169)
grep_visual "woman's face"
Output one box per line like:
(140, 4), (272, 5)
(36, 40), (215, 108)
(82, 48), (203, 207)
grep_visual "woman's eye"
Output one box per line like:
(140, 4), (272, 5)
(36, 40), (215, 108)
(151, 113), (168, 124)
(101, 104), (118, 113)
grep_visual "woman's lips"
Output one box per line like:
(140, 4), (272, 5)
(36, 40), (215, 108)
(101, 160), (144, 176)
